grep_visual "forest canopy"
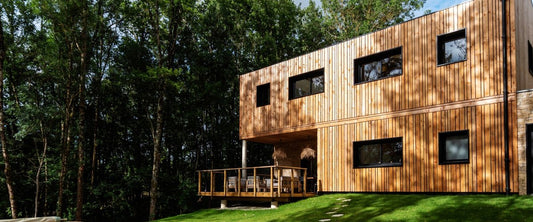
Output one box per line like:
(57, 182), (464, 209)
(0, 0), (424, 221)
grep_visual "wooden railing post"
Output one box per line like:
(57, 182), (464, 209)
(210, 171), (214, 196)
(224, 170), (227, 196)
(277, 167), (281, 197)
(238, 169), (241, 196)
(198, 171), (201, 195)
(253, 168), (257, 196)
(303, 169), (307, 197)
(270, 166), (273, 198)
(290, 169), (294, 197)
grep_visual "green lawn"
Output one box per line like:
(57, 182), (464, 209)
(159, 193), (533, 222)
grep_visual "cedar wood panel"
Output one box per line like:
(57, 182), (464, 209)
(239, 0), (521, 192)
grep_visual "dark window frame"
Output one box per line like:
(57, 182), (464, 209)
(354, 47), (403, 84)
(439, 130), (470, 165)
(256, 83), (270, 107)
(289, 68), (325, 100)
(437, 29), (467, 66)
(353, 137), (403, 168)
(527, 40), (533, 76)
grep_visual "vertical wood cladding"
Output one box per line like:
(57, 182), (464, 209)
(240, 0), (516, 139)
(239, 0), (522, 193)
(317, 103), (518, 193)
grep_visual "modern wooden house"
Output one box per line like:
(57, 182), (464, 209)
(198, 0), (533, 205)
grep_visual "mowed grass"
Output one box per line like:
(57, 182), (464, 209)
(159, 193), (533, 222)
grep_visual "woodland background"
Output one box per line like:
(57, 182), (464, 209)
(0, 0), (424, 221)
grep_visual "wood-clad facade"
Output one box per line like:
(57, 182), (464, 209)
(239, 0), (533, 194)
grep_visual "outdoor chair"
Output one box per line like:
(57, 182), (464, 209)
(227, 176), (237, 192)
(246, 176), (265, 192)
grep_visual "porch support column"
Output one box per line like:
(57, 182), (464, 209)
(242, 140), (247, 178)
(271, 200), (278, 209)
(221, 200), (228, 209)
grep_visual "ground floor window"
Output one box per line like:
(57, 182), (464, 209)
(439, 130), (469, 164)
(353, 137), (403, 168)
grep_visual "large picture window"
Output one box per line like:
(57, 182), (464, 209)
(256, 83), (270, 107)
(439, 130), (469, 164)
(437, 29), (467, 65)
(353, 137), (403, 168)
(289, 68), (324, 100)
(354, 47), (402, 84)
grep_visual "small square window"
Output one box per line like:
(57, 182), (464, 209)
(527, 41), (533, 75)
(439, 130), (469, 164)
(437, 29), (467, 65)
(256, 83), (270, 107)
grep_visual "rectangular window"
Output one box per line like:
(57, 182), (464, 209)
(289, 68), (324, 100)
(353, 137), (403, 168)
(354, 47), (402, 84)
(439, 130), (469, 164)
(527, 41), (533, 75)
(437, 29), (467, 65)
(256, 83), (270, 107)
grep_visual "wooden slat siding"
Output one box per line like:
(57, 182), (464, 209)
(317, 104), (510, 192)
(239, 0), (520, 193)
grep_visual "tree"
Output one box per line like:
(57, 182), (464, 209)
(321, 0), (425, 43)
(0, 0), (426, 220)
(0, 8), (17, 219)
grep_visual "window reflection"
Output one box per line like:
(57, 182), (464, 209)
(438, 29), (467, 65)
(289, 68), (325, 99)
(355, 47), (402, 83)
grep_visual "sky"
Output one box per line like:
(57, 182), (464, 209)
(292, 0), (470, 18)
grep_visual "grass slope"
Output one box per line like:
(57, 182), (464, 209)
(159, 193), (533, 222)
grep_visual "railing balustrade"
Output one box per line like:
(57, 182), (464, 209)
(197, 165), (312, 198)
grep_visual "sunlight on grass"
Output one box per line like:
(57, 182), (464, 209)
(158, 194), (533, 222)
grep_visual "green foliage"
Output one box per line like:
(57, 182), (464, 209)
(321, 0), (426, 43)
(0, 0), (425, 220)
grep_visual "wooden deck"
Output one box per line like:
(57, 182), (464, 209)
(197, 166), (316, 202)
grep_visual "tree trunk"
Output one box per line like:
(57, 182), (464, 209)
(34, 127), (48, 217)
(149, 91), (164, 221)
(58, 112), (72, 217)
(76, 2), (90, 218)
(58, 50), (74, 218)
(0, 15), (17, 219)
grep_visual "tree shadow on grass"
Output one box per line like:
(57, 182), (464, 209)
(416, 195), (533, 222)
(268, 194), (428, 222)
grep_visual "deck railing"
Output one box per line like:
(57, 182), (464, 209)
(197, 165), (314, 198)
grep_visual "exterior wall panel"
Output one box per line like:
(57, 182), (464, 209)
(238, 0), (524, 193)
(317, 104), (518, 192)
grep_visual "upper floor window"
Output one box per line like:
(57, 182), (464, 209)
(353, 137), (403, 168)
(354, 47), (402, 84)
(289, 68), (324, 100)
(527, 41), (533, 75)
(256, 83), (270, 107)
(439, 130), (469, 164)
(437, 29), (467, 65)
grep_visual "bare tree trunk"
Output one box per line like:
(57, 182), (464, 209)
(91, 103), (98, 186)
(75, 1), (89, 219)
(58, 54), (74, 218)
(34, 125), (48, 217)
(0, 15), (17, 219)
(149, 92), (164, 221)
(44, 160), (49, 216)
(58, 112), (72, 217)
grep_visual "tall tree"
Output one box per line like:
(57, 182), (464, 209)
(0, 9), (17, 219)
(321, 0), (425, 43)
